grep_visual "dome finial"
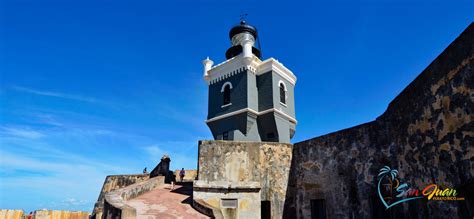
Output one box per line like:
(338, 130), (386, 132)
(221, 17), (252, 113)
(240, 12), (248, 24)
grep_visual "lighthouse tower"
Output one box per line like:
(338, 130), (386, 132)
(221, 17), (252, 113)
(202, 20), (297, 143)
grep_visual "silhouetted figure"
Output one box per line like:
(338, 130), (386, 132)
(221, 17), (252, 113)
(179, 168), (185, 182)
(143, 167), (147, 174)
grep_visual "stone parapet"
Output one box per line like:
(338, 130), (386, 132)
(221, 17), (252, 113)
(0, 210), (23, 219)
(0, 210), (90, 219)
(92, 174), (149, 218)
(33, 210), (90, 219)
(102, 176), (165, 219)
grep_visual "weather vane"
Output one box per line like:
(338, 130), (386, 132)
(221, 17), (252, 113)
(240, 13), (248, 23)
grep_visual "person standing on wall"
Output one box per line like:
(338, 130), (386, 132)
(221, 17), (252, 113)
(179, 168), (185, 182)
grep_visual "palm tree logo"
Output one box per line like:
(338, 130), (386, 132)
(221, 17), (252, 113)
(378, 166), (398, 201)
(377, 166), (422, 209)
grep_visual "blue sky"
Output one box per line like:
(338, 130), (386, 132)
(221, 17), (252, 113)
(0, 0), (472, 213)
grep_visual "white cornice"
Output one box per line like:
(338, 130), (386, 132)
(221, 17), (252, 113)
(205, 107), (297, 124)
(258, 108), (297, 124)
(257, 58), (297, 85)
(205, 55), (260, 85)
(205, 108), (257, 123)
(204, 55), (297, 85)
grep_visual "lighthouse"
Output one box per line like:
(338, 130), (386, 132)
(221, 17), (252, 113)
(202, 20), (297, 143)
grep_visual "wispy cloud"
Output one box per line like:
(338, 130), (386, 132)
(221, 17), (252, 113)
(143, 145), (165, 158)
(142, 140), (198, 157)
(61, 198), (89, 206)
(32, 113), (64, 127)
(0, 105), (202, 211)
(0, 138), (135, 212)
(141, 140), (200, 170)
(1, 127), (44, 139)
(11, 86), (101, 103)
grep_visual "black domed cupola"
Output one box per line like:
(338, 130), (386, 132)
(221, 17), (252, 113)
(225, 20), (261, 59)
(229, 20), (258, 39)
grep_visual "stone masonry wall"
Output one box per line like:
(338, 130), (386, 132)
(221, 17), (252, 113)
(0, 210), (90, 219)
(0, 210), (23, 219)
(102, 176), (165, 219)
(33, 210), (90, 219)
(92, 174), (149, 218)
(197, 140), (293, 219)
(283, 23), (474, 218)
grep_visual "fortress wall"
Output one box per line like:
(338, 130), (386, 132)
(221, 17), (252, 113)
(0, 210), (23, 219)
(33, 210), (89, 219)
(0, 210), (90, 219)
(196, 140), (293, 218)
(284, 23), (474, 218)
(102, 176), (165, 219)
(91, 174), (149, 218)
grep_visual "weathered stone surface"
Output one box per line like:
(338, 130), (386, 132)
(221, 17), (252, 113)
(92, 174), (149, 219)
(32, 210), (89, 219)
(193, 198), (223, 219)
(0, 210), (23, 219)
(0, 209), (90, 219)
(102, 176), (165, 219)
(284, 23), (474, 218)
(196, 140), (293, 219)
(193, 185), (261, 219)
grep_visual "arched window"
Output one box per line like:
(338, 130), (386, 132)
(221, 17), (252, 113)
(223, 85), (231, 105)
(279, 81), (287, 104)
(221, 82), (233, 106)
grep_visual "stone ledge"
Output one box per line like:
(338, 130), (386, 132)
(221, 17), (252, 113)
(199, 140), (293, 147)
(104, 173), (149, 177)
(194, 180), (260, 188)
(193, 180), (261, 193)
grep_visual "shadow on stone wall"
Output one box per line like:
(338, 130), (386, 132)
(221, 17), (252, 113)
(284, 22), (474, 218)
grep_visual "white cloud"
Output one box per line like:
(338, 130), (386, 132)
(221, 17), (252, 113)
(142, 140), (198, 159)
(0, 118), (200, 211)
(11, 86), (101, 103)
(1, 127), (44, 139)
(0, 123), (139, 212)
(143, 145), (166, 159)
(31, 113), (64, 127)
(141, 141), (199, 171)
(0, 148), (134, 212)
(62, 198), (88, 206)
